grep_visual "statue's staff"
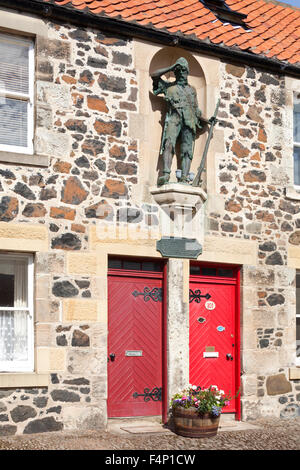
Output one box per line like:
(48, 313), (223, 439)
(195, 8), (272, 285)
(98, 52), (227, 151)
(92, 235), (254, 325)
(192, 98), (220, 187)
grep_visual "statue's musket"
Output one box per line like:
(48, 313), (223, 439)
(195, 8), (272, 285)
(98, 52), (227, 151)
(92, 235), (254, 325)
(192, 99), (220, 187)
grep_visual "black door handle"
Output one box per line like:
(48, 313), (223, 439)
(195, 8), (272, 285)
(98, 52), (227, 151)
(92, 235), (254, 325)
(108, 353), (116, 362)
(226, 353), (233, 361)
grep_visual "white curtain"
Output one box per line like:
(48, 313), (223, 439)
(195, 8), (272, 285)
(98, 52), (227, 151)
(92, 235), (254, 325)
(0, 257), (28, 363)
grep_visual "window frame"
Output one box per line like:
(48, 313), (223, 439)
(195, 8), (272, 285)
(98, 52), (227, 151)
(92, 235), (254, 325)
(0, 33), (34, 155)
(293, 93), (300, 189)
(0, 253), (34, 372)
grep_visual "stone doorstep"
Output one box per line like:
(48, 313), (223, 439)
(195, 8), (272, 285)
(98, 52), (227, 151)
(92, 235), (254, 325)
(107, 416), (261, 435)
(120, 425), (172, 435)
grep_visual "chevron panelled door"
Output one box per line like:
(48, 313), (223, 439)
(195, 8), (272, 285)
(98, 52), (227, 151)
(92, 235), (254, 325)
(189, 277), (238, 413)
(107, 273), (163, 417)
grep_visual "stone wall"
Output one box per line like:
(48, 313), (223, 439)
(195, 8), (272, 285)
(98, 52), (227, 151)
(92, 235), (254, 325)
(0, 13), (299, 435)
(0, 19), (141, 435)
(205, 62), (300, 419)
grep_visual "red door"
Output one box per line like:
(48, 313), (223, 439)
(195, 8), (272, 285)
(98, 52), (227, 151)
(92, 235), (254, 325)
(108, 270), (163, 418)
(189, 266), (240, 414)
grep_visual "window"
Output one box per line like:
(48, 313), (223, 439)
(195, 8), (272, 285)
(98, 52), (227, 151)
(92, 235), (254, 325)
(108, 257), (163, 272)
(294, 93), (300, 186)
(0, 33), (34, 154)
(0, 253), (34, 372)
(296, 272), (300, 365)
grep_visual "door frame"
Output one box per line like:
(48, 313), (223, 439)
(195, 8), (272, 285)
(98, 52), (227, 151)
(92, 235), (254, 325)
(107, 258), (168, 422)
(189, 262), (241, 420)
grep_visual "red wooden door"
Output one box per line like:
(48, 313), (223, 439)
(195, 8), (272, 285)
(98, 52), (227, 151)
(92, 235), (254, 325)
(108, 271), (163, 418)
(189, 269), (239, 414)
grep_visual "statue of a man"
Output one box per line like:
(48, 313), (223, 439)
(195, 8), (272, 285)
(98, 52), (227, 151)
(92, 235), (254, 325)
(151, 57), (206, 186)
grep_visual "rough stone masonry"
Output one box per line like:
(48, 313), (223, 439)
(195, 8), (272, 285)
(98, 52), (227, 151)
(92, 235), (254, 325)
(0, 16), (299, 436)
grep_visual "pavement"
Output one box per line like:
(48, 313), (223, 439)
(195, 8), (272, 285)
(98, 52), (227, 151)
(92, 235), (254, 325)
(0, 416), (299, 452)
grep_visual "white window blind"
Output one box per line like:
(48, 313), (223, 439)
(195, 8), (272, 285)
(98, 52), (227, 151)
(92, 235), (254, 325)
(0, 33), (34, 154)
(0, 253), (34, 372)
(294, 94), (300, 186)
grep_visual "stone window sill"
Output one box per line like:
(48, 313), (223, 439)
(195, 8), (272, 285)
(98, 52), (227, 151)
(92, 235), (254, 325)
(289, 367), (300, 380)
(0, 151), (49, 167)
(0, 373), (49, 388)
(286, 186), (300, 201)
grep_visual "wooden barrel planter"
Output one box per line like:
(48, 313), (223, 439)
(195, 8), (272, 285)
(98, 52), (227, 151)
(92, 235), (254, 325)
(173, 407), (220, 438)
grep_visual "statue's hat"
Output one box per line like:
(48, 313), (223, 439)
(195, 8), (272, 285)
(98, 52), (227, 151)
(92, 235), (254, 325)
(174, 57), (189, 72)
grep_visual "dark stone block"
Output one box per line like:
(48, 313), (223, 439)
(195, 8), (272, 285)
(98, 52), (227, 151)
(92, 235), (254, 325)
(63, 378), (89, 386)
(115, 162), (137, 176)
(82, 290), (91, 297)
(82, 139), (105, 156)
(98, 72), (126, 93)
(259, 241), (277, 251)
(40, 187), (57, 200)
(259, 73), (280, 86)
(87, 56), (107, 68)
(46, 406), (62, 414)
(259, 339), (269, 348)
(68, 29), (90, 42)
(52, 280), (79, 298)
(279, 396), (288, 404)
(33, 397), (48, 408)
(75, 280), (90, 289)
(65, 119), (87, 133)
(51, 233), (82, 251)
(112, 51), (132, 66)
(0, 168), (15, 179)
(254, 88), (266, 102)
(49, 223), (59, 232)
(75, 156), (90, 168)
(289, 231), (300, 245)
(0, 414), (9, 421)
(265, 151), (276, 161)
(50, 390), (80, 402)
(10, 405), (37, 423)
(51, 373), (59, 384)
(79, 69), (94, 85)
(13, 182), (36, 200)
(72, 329), (90, 347)
(23, 416), (63, 434)
(265, 251), (283, 265)
(56, 335), (68, 346)
(229, 103), (244, 117)
(94, 159), (106, 171)
(266, 293), (285, 306)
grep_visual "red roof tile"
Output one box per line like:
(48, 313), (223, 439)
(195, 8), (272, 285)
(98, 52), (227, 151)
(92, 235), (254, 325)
(41, 0), (300, 66)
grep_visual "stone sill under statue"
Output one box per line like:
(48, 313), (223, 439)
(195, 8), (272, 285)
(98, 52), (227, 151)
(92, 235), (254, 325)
(151, 57), (219, 188)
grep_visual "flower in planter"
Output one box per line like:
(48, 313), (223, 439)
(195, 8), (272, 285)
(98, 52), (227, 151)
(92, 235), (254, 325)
(170, 384), (238, 418)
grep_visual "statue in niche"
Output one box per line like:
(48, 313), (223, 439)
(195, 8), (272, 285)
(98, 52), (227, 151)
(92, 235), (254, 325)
(151, 57), (216, 186)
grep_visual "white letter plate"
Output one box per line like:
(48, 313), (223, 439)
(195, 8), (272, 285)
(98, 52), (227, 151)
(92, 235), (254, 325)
(203, 351), (219, 358)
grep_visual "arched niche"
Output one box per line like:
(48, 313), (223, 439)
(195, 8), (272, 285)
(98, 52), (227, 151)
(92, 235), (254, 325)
(148, 47), (207, 187)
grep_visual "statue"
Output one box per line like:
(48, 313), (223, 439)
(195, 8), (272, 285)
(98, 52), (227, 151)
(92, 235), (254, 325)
(151, 57), (216, 186)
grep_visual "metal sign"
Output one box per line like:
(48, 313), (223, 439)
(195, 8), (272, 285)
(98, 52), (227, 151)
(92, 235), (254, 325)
(125, 350), (143, 357)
